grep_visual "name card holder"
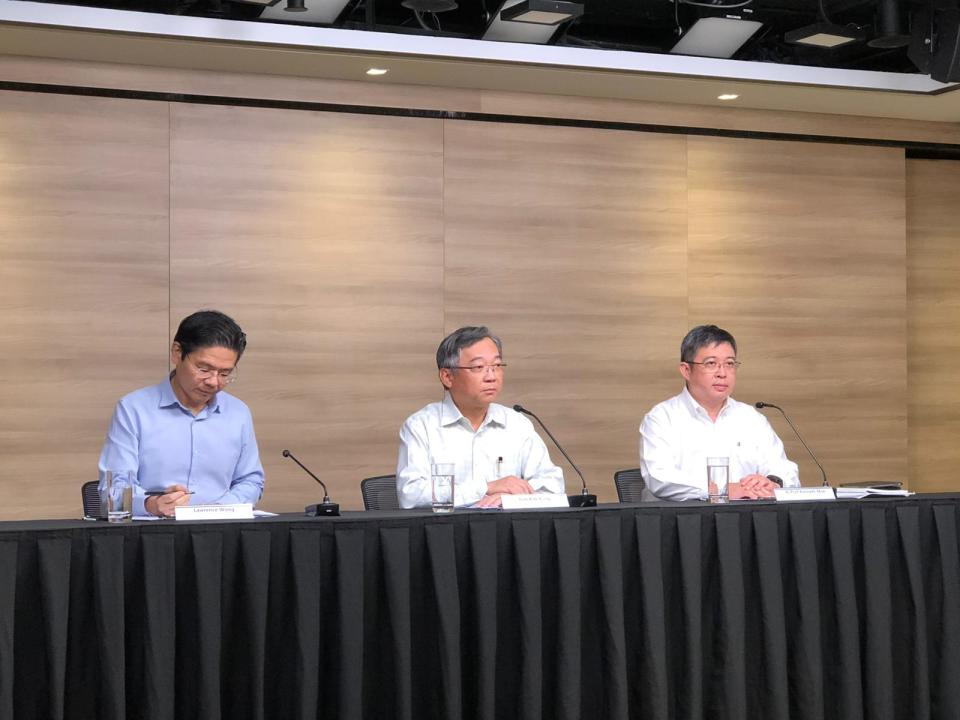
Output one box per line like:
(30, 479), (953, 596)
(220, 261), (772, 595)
(501, 494), (570, 510)
(774, 487), (836, 502)
(175, 503), (255, 521)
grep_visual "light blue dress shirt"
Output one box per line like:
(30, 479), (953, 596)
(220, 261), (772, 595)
(98, 376), (265, 516)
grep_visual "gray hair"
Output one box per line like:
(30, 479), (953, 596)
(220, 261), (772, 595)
(436, 326), (503, 369)
(680, 325), (737, 363)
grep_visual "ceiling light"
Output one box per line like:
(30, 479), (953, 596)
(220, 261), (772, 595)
(785, 22), (865, 48)
(671, 17), (763, 59)
(717, 93), (739, 100)
(284, 0), (308, 10)
(366, 68), (389, 76)
(500, 0), (583, 25)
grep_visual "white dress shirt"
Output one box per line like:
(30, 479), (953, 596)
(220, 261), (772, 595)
(639, 386), (800, 501)
(397, 393), (565, 508)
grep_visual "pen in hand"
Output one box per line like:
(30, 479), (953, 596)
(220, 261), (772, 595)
(145, 490), (195, 496)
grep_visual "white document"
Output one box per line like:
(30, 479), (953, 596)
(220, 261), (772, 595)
(835, 487), (913, 499)
(501, 494), (570, 510)
(175, 503), (255, 521)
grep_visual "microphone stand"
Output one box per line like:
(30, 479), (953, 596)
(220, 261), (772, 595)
(754, 402), (829, 487)
(513, 404), (597, 508)
(282, 449), (341, 516)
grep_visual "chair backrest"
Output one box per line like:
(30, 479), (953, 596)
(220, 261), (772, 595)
(361, 474), (400, 511)
(82, 480), (101, 518)
(614, 467), (646, 503)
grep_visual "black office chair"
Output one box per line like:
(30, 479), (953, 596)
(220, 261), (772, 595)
(82, 480), (101, 518)
(614, 468), (646, 503)
(361, 474), (400, 511)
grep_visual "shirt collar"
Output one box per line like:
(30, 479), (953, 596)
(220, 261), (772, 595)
(681, 384), (730, 419)
(440, 392), (505, 429)
(160, 375), (221, 415)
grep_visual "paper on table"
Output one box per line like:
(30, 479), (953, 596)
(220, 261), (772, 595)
(836, 487), (913, 499)
(133, 509), (278, 520)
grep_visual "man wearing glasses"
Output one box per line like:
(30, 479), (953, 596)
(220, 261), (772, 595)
(397, 326), (564, 509)
(98, 310), (264, 517)
(639, 324), (799, 501)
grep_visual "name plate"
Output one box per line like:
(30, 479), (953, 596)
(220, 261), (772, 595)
(774, 487), (836, 502)
(501, 494), (570, 510)
(175, 503), (255, 521)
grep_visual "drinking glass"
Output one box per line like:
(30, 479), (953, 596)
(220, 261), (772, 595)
(105, 470), (134, 523)
(431, 463), (455, 513)
(706, 457), (730, 504)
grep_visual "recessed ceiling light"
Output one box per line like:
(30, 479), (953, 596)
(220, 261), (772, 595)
(366, 68), (389, 76)
(717, 93), (739, 101)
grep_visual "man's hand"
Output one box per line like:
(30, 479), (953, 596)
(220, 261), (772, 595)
(475, 493), (506, 508)
(145, 484), (192, 517)
(486, 475), (534, 496)
(729, 474), (779, 500)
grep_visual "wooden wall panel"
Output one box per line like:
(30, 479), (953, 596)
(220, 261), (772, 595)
(907, 160), (960, 492)
(169, 104), (444, 511)
(687, 137), (907, 487)
(443, 121), (689, 502)
(0, 83), (944, 518)
(0, 91), (170, 519)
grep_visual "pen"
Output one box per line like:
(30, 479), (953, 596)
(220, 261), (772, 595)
(496, 456), (503, 477)
(145, 490), (196, 496)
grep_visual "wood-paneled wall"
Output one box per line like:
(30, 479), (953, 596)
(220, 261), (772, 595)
(169, 103), (445, 510)
(688, 137), (907, 489)
(0, 86), (951, 518)
(0, 91), (170, 518)
(908, 160), (960, 491)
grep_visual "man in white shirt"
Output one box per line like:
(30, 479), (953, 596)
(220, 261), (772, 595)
(639, 325), (799, 501)
(397, 326), (565, 509)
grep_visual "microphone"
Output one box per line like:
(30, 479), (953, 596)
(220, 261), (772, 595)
(754, 402), (829, 487)
(282, 449), (341, 516)
(512, 404), (597, 508)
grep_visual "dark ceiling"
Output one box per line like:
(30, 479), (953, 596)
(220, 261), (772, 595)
(20, 0), (947, 76)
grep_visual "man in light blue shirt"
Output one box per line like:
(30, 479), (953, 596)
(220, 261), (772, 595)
(98, 310), (264, 517)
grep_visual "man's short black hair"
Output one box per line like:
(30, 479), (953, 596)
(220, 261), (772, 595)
(173, 310), (247, 359)
(436, 326), (502, 370)
(680, 325), (737, 363)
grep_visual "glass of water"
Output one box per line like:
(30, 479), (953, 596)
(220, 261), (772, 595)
(706, 457), (730, 504)
(431, 463), (455, 513)
(106, 470), (134, 523)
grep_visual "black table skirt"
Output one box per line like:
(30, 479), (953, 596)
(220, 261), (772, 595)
(1, 496), (958, 720)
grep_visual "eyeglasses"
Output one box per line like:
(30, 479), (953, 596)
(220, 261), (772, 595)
(190, 360), (238, 384)
(451, 363), (508, 374)
(686, 360), (741, 372)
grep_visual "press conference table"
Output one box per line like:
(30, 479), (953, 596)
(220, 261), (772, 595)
(1, 495), (958, 720)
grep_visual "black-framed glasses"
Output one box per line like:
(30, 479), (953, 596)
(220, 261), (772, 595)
(451, 363), (508, 374)
(686, 360), (741, 372)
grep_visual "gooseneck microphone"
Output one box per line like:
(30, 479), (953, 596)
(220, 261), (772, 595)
(513, 404), (597, 508)
(754, 402), (829, 487)
(282, 449), (341, 516)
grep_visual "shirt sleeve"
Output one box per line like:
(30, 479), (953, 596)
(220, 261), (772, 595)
(98, 399), (151, 516)
(639, 410), (707, 501)
(396, 416), (434, 509)
(214, 412), (265, 506)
